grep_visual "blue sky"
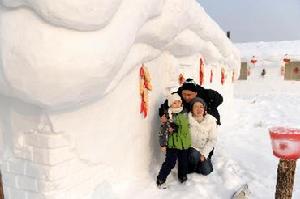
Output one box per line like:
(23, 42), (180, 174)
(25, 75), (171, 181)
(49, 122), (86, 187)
(197, 0), (300, 42)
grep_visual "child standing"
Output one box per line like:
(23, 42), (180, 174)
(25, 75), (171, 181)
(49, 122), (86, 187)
(157, 92), (191, 189)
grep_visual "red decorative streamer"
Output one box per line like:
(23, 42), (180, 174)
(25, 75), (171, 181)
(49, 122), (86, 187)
(178, 73), (185, 86)
(139, 64), (152, 118)
(221, 68), (225, 85)
(199, 58), (205, 86)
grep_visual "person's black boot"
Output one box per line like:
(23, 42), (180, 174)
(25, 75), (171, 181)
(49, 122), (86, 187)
(178, 175), (187, 183)
(156, 178), (167, 189)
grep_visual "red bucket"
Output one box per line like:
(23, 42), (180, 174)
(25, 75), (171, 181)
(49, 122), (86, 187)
(269, 127), (300, 160)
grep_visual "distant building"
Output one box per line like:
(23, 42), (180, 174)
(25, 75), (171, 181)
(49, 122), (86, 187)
(238, 62), (248, 80)
(284, 62), (300, 81)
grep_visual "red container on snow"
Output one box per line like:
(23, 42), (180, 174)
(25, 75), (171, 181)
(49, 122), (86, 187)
(269, 127), (300, 160)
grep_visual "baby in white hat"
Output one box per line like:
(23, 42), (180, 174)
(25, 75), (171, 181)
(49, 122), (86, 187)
(158, 93), (184, 150)
(167, 92), (184, 122)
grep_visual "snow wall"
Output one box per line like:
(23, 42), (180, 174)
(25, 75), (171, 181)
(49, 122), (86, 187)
(0, 0), (240, 198)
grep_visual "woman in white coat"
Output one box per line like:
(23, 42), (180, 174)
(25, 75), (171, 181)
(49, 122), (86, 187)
(188, 97), (217, 175)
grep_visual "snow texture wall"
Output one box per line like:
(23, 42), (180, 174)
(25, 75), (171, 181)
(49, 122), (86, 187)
(0, 0), (240, 198)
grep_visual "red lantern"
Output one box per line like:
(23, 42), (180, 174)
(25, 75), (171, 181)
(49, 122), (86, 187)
(293, 67), (299, 74)
(199, 58), (205, 86)
(210, 69), (213, 83)
(283, 54), (290, 63)
(269, 127), (300, 160)
(283, 58), (290, 63)
(250, 56), (257, 64)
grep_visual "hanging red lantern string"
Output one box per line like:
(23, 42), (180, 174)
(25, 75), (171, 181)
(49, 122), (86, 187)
(139, 64), (152, 118)
(178, 73), (185, 86)
(221, 67), (225, 85)
(210, 69), (213, 83)
(199, 57), (205, 86)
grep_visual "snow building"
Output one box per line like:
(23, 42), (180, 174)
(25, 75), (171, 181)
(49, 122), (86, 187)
(0, 0), (240, 198)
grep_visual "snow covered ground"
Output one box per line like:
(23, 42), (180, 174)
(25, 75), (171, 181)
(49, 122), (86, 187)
(223, 76), (300, 199)
(92, 61), (300, 199)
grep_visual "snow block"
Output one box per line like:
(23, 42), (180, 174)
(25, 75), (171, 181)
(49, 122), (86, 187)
(24, 132), (71, 149)
(32, 147), (75, 165)
(25, 161), (66, 181)
(15, 175), (38, 191)
(7, 187), (27, 199)
(2, 173), (17, 188)
(14, 147), (34, 161)
(3, 159), (26, 175)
